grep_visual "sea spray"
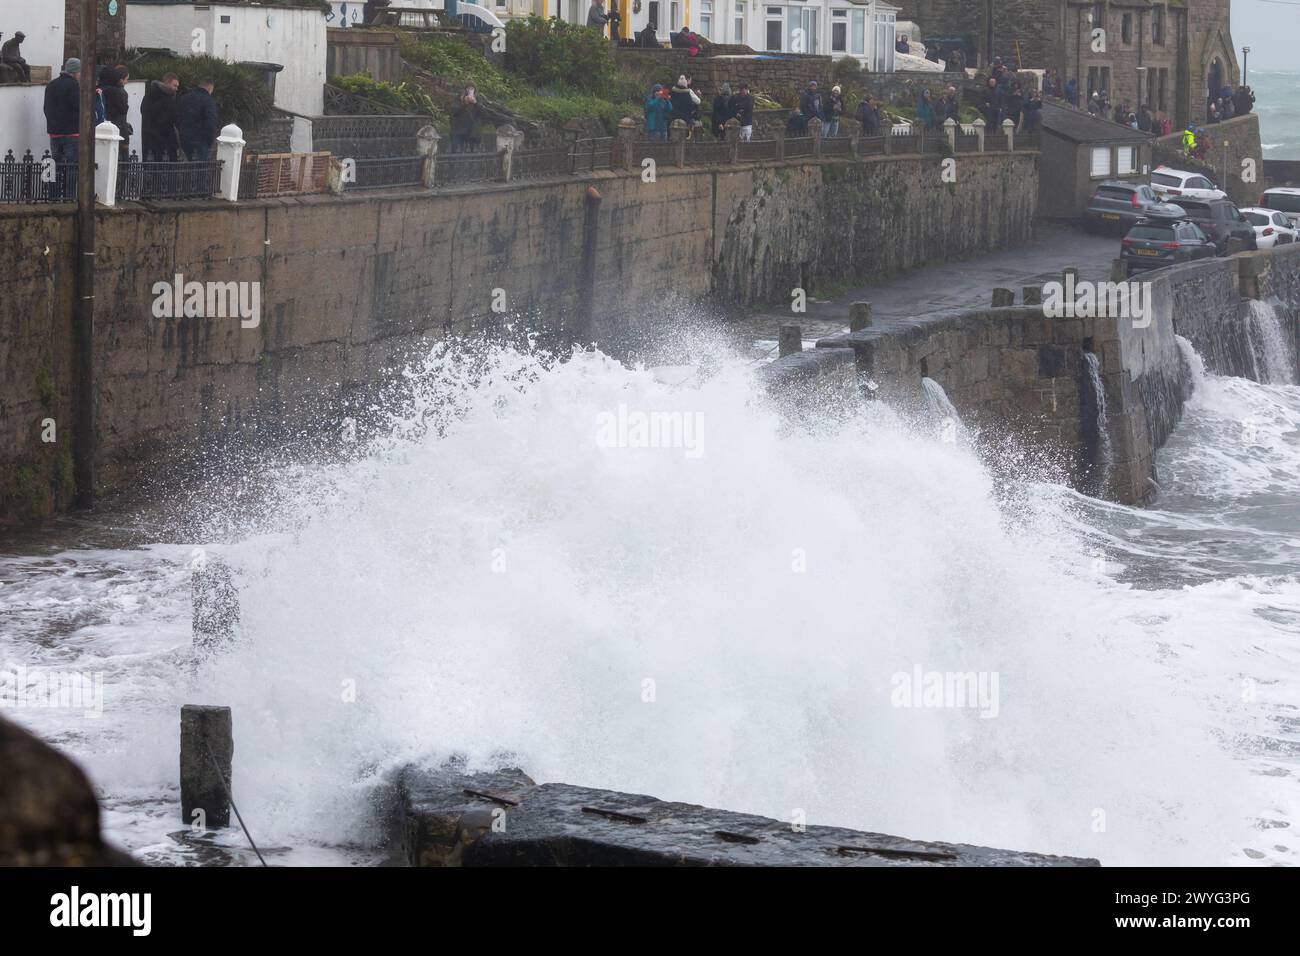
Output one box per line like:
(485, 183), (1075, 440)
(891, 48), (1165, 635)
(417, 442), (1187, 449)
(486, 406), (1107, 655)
(174, 341), (1252, 864)
(1245, 299), (1296, 386)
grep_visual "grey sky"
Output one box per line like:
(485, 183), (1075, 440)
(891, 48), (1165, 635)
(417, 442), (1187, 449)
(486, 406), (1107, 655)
(1233, 0), (1298, 71)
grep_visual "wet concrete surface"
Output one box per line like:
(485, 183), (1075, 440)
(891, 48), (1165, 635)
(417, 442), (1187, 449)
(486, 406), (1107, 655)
(732, 222), (1120, 361)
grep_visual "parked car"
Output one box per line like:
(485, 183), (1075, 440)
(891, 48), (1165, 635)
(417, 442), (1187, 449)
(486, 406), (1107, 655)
(1239, 206), (1299, 249)
(1150, 166), (1227, 202)
(1084, 180), (1163, 231)
(1172, 197), (1258, 253)
(1120, 207), (1218, 276)
(1257, 187), (1300, 229)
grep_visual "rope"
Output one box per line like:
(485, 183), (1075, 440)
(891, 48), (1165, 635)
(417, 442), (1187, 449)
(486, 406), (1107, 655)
(202, 740), (268, 867)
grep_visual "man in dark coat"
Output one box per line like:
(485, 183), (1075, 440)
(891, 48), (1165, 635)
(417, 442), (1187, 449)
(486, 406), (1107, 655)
(449, 85), (483, 152)
(141, 74), (181, 161)
(729, 82), (755, 141)
(43, 59), (81, 178)
(856, 97), (880, 135)
(100, 65), (132, 158)
(799, 81), (824, 123)
(711, 83), (733, 140)
(669, 75), (700, 133)
(178, 79), (219, 161)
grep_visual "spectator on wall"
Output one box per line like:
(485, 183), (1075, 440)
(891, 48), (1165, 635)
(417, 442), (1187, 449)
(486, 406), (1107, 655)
(786, 108), (808, 136)
(799, 80), (824, 123)
(895, 34), (909, 55)
(644, 83), (671, 140)
(101, 65), (132, 159)
(916, 88), (939, 130)
(1233, 85), (1254, 116)
(449, 84), (483, 152)
(669, 75), (701, 134)
(1022, 90), (1043, 132)
(43, 59), (81, 187)
(856, 96), (880, 135)
(711, 83), (733, 140)
(730, 82), (755, 142)
(824, 85), (844, 136)
(141, 73), (181, 162)
(1, 31), (30, 82)
(178, 79), (219, 161)
(1064, 77), (1079, 107)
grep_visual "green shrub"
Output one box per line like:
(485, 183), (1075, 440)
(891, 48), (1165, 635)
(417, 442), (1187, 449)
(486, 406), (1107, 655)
(329, 73), (444, 123)
(503, 16), (616, 93)
(128, 54), (274, 130)
(832, 57), (863, 84)
(400, 33), (521, 100)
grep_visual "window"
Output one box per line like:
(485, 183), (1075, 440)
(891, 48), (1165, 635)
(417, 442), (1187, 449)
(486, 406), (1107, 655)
(1090, 2), (1103, 30)
(1158, 69), (1168, 111)
(1152, 6), (1165, 46)
(1090, 147), (1112, 178)
(766, 6), (783, 51)
(671, 0), (681, 31)
(1146, 70), (1156, 109)
(832, 10), (847, 53)
(648, 0), (660, 30)
(851, 9), (864, 55)
(1121, 14), (1132, 44)
(569, 0), (580, 23)
(787, 7), (801, 53)
(734, 1), (746, 44)
(701, 0), (712, 39)
(1118, 146), (1137, 174)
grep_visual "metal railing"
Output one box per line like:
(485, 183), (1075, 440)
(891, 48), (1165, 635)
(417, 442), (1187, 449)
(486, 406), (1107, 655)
(434, 148), (501, 187)
(117, 155), (223, 201)
(349, 156), (425, 191)
(570, 137), (613, 174)
(512, 145), (572, 180)
(0, 150), (76, 203)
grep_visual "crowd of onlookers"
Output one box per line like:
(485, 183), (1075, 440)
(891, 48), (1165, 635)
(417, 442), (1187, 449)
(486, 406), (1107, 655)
(38, 57), (222, 175)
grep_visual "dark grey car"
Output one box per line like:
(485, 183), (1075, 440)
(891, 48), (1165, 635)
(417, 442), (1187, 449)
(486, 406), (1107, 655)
(1173, 198), (1259, 254)
(1120, 216), (1218, 276)
(1085, 180), (1162, 231)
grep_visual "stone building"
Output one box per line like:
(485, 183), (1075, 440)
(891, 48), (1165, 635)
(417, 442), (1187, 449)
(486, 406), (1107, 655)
(63, 0), (129, 62)
(892, 1), (1237, 128)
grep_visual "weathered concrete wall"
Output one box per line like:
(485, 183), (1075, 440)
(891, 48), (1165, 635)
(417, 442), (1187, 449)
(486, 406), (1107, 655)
(795, 244), (1300, 506)
(0, 150), (1038, 522)
(714, 153), (1039, 305)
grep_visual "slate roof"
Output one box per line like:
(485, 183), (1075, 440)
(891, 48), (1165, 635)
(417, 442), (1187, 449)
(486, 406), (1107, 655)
(1040, 101), (1155, 145)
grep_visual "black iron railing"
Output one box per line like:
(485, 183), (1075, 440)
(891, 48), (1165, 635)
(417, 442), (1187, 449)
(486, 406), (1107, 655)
(117, 155), (223, 200)
(435, 149), (501, 187)
(570, 137), (613, 174)
(348, 155), (425, 190)
(0, 150), (77, 203)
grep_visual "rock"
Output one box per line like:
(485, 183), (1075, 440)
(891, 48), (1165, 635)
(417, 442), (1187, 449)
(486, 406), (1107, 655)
(390, 764), (1099, 867)
(0, 715), (136, 865)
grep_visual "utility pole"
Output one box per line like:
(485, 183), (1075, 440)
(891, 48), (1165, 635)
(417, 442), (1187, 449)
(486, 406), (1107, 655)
(73, 0), (98, 508)
(1242, 46), (1250, 87)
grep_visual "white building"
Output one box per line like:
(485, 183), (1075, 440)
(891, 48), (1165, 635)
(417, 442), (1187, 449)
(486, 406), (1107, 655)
(542, 0), (897, 70)
(127, 1), (328, 116)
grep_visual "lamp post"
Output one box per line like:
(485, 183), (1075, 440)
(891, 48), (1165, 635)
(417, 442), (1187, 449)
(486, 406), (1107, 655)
(1137, 65), (1147, 115)
(1242, 46), (1250, 86)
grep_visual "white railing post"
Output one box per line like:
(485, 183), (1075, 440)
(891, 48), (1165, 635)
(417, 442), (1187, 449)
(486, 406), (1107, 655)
(1002, 117), (1015, 151)
(944, 116), (957, 151)
(216, 124), (245, 201)
(973, 117), (986, 152)
(94, 121), (121, 206)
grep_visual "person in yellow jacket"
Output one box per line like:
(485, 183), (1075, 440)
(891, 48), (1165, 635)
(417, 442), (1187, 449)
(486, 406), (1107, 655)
(1182, 127), (1196, 155)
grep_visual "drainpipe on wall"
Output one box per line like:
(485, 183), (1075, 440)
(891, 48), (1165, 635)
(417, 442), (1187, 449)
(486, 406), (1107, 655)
(73, 0), (98, 509)
(575, 186), (602, 342)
